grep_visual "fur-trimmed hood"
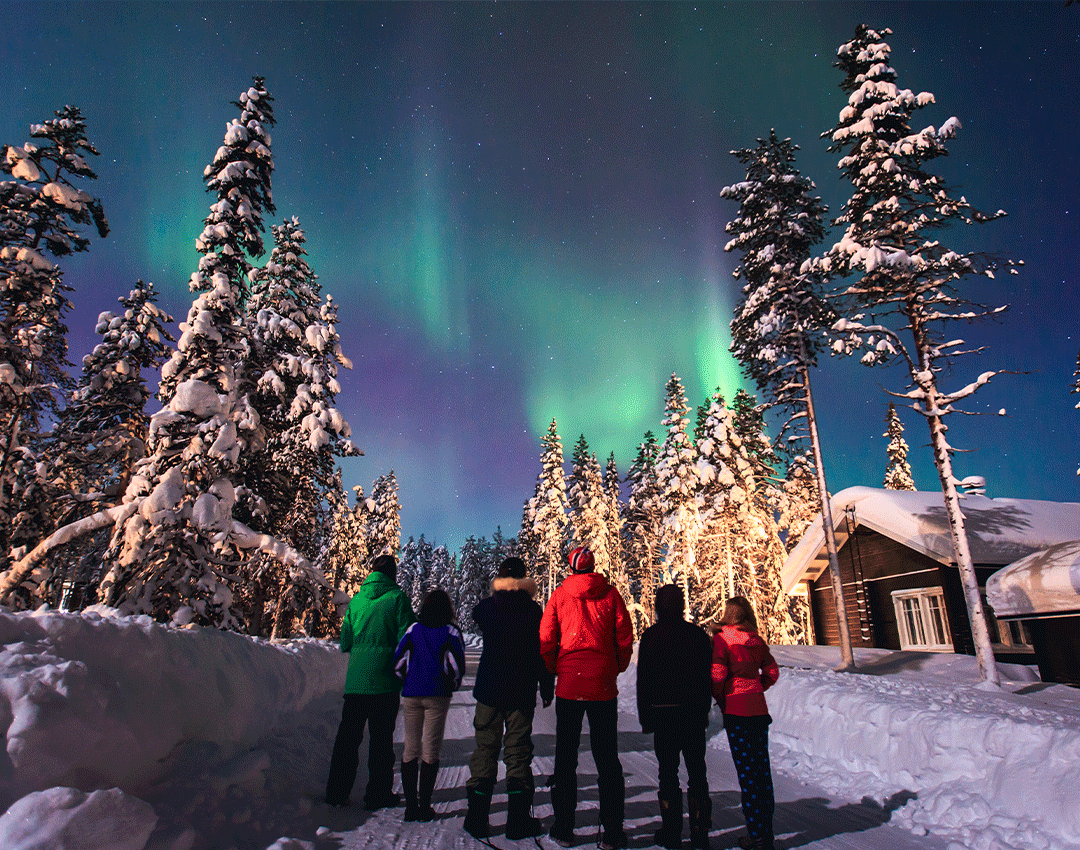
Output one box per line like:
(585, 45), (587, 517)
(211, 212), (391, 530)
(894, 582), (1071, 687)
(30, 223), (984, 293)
(491, 575), (538, 598)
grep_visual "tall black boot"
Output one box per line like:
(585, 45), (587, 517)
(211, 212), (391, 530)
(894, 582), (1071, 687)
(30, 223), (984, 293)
(548, 772), (577, 847)
(463, 781), (493, 839)
(687, 795), (711, 850)
(654, 791), (683, 849)
(418, 759), (439, 821)
(506, 786), (543, 840)
(401, 759), (420, 821)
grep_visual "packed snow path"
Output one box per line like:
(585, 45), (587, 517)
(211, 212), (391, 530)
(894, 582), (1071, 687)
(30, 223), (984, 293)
(277, 650), (948, 850)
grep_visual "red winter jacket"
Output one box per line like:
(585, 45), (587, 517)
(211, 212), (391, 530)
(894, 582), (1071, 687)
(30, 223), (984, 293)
(711, 625), (779, 717)
(539, 572), (634, 701)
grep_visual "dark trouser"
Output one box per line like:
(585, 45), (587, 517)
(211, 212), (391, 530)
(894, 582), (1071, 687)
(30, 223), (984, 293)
(325, 692), (401, 805)
(552, 697), (625, 833)
(653, 706), (709, 800)
(724, 714), (774, 845)
(468, 701), (537, 794)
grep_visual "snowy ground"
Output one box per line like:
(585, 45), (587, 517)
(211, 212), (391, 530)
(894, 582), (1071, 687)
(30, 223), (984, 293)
(0, 609), (1076, 850)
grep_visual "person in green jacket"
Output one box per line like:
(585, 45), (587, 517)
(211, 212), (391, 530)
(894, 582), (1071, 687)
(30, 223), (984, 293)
(325, 554), (416, 808)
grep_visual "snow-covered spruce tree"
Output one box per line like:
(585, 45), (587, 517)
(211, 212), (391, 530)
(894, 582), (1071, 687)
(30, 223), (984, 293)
(883, 402), (916, 490)
(819, 26), (1020, 686)
(623, 431), (662, 632)
(654, 373), (702, 606)
(0, 80), (313, 628)
(241, 217), (360, 638)
(398, 535), (433, 612)
(693, 391), (753, 623)
(37, 280), (174, 606)
(367, 470), (401, 558)
(722, 131), (853, 664)
(567, 435), (611, 570)
(521, 419), (568, 601)
(0, 106), (109, 584)
(727, 390), (802, 642)
(323, 483), (370, 599)
(601, 452), (636, 629)
(777, 453), (820, 552)
(1073, 349), (1079, 476)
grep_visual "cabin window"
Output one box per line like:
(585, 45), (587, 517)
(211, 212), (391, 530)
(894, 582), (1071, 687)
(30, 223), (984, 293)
(892, 588), (952, 651)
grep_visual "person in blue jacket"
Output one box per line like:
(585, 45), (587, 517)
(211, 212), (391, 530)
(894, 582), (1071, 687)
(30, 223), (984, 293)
(393, 588), (466, 821)
(463, 557), (554, 840)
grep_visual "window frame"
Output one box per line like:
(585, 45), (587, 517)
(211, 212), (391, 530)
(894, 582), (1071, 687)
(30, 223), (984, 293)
(892, 587), (953, 652)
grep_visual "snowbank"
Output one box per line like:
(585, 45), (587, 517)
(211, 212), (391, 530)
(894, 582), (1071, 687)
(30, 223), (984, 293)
(0, 607), (345, 808)
(766, 647), (1080, 850)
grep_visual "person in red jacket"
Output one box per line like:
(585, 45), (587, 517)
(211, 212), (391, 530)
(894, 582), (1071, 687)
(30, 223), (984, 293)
(712, 596), (780, 850)
(539, 546), (633, 850)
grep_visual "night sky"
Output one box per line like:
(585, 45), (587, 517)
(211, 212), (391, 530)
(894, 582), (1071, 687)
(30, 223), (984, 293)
(3, 2), (1077, 551)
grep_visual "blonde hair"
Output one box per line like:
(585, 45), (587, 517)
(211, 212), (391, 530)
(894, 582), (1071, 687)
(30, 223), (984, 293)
(719, 596), (758, 631)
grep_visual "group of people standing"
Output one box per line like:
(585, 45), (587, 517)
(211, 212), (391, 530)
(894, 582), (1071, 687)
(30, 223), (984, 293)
(323, 547), (780, 850)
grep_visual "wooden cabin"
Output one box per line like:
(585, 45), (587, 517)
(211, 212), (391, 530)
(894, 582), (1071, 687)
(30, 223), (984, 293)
(782, 486), (1080, 667)
(987, 540), (1080, 687)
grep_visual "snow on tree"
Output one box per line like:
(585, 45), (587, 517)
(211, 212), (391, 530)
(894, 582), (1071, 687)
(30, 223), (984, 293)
(601, 452), (635, 628)
(777, 453), (820, 553)
(817, 25), (1020, 686)
(367, 470), (401, 558)
(567, 435), (612, 574)
(654, 373), (702, 605)
(0, 106), (109, 584)
(34, 281), (174, 607)
(323, 482), (370, 602)
(722, 131), (853, 665)
(1073, 349), (1080, 476)
(623, 431), (662, 634)
(239, 216), (360, 638)
(520, 419), (568, 601)
(398, 535), (434, 613)
(883, 402), (916, 490)
(0, 81), (313, 629)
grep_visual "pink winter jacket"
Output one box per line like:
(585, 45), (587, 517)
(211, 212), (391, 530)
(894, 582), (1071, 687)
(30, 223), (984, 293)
(711, 625), (779, 717)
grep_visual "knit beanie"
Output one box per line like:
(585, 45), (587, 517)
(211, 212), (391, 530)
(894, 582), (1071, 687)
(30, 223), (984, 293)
(498, 557), (527, 579)
(568, 546), (595, 573)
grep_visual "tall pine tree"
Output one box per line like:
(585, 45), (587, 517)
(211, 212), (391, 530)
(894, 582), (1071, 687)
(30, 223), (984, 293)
(520, 419), (568, 601)
(723, 132), (853, 664)
(819, 26), (1018, 685)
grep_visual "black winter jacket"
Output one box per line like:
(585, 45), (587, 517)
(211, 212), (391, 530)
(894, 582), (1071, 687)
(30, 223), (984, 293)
(472, 576), (555, 712)
(636, 617), (713, 733)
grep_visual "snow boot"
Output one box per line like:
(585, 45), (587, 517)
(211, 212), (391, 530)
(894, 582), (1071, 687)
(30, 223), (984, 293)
(654, 791), (683, 849)
(687, 795), (711, 850)
(418, 759), (439, 821)
(463, 781), (493, 840)
(736, 837), (775, 850)
(401, 759), (420, 821)
(505, 786), (543, 840)
(599, 828), (629, 850)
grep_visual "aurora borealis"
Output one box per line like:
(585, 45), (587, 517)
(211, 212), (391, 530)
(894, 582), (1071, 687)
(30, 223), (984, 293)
(3, 2), (1077, 550)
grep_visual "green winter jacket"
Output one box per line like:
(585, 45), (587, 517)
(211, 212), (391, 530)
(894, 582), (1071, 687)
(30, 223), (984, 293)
(340, 571), (416, 695)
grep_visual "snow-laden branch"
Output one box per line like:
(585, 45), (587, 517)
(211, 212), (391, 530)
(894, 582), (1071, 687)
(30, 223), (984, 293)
(229, 519), (323, 586)
(0, 502), (139, 603)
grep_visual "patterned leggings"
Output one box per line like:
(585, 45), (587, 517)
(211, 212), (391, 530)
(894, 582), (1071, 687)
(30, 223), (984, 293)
(723, 714), (774, 844)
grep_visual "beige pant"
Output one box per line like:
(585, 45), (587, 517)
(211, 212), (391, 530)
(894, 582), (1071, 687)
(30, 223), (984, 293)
(401, 695), (452, 763)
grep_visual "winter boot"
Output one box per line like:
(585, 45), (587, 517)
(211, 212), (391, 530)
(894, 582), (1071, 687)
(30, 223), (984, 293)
(548, 773), (577, 846)
(401, 759), (421, 821)
(736, 836), (775, 850)
(418, 759), (439, 821)
(687, 795), (712, 850)
(506, 786), (544, 840)
(463, 782), (493, 840)
(654, 791), (683, 849)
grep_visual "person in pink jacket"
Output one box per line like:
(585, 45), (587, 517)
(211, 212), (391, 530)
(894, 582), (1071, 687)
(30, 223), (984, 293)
(712, 596), (780, 850)
(539, 546), (634, 849)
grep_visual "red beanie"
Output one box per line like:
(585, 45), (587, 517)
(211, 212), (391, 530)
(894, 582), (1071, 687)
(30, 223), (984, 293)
(568, 546), (595, 573)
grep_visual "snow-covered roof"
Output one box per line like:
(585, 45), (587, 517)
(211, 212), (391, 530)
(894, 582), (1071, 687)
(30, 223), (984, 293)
(782, 486), (1080, 594)
(986, 539), (1080, 619)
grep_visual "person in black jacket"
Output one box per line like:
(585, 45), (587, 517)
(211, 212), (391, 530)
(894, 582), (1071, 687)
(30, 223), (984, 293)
(637, 584), (714, 850)
(463, 557), (555, 840)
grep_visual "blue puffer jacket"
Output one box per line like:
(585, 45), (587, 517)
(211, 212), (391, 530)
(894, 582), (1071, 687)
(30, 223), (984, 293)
(393, 621), (466, 698)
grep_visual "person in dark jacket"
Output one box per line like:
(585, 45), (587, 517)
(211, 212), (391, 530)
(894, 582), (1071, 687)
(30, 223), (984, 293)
(540, 546), (634, 850)
(393, 588), (466, 822)
(324, 554), (416, 809)
(637, 584), (714, 850)
(712, 596), (780, 850)
(463, 557), (554, 841)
